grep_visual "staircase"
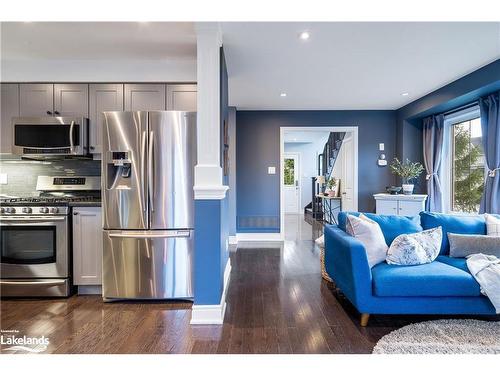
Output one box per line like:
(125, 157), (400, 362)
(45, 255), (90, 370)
(304, 132), (345, 219)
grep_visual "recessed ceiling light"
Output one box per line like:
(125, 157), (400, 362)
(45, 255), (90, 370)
(280, 92), (287, 97)
(299, 31), (310, 41)
(401, 92), (409, 96)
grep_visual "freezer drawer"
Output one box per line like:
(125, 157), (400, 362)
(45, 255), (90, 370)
(102, 230), (193, 300)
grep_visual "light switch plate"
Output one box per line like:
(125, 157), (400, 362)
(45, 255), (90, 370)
(379, 143), (385, 151)
(0, 173), (7, 184)
(268, 167), (276, 175)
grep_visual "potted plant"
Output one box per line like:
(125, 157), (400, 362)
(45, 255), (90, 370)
(326, 177), (337, 197)
(389, 158), (424, 195)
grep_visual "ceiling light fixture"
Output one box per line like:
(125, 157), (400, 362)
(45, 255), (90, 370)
(299, 31), (310, 41)
(280, 92), (287, 97)
(401, 92), (409, 96)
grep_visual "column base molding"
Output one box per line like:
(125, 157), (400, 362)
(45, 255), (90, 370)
(190, 260), (231, 325)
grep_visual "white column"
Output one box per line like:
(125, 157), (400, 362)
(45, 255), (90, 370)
(194, 22), (228, 200)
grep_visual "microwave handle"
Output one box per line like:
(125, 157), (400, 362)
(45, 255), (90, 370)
(69, 120), (75, 150)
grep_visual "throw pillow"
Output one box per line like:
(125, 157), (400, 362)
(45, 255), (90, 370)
(448, 233), (500, 258)
(485, 214), (500, 237)
(346, 214), (388, 268)
(386, 227), (442, 266)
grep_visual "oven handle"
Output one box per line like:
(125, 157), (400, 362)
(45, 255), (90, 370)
(109, 231), (190, 239)
(0, 216), (67, 221)
(0, 280), (66, 286)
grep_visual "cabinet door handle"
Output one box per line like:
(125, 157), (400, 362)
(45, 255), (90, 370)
(54, 110), (60, 115)
(47, 110), (53, 115)
(90, 146), (95, 150)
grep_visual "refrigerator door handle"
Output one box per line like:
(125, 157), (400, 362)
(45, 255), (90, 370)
(141, 130), (147, 212)
(108, 230), (191, 239)
(148, 130), (154, 213)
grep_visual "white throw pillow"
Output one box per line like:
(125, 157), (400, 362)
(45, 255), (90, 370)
(485, 214), (500, 237)
(386, 227), (442, 266)
(346, 214), (388, 268)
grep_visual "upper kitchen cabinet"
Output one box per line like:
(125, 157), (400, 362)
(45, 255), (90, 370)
(0, 84), (20, 154)
(54, 84), (89, 117)
(89, 84), (124, 154)
(166, 84), (197, 111)
(19, 83), (54, 116)
(124, 84), (166, 111)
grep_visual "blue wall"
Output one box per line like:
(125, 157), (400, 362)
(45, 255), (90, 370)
(236, 110), (397, 232)
(395, 59), (500, 191)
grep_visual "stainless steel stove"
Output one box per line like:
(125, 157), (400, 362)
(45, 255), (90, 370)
(0, 176), (100, 297)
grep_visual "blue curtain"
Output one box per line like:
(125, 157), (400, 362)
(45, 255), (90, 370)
(479, 91), (500, 214)
(423, 114), (445, 212)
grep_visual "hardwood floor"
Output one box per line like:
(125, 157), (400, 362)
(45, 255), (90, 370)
(1, 214), (497, 354)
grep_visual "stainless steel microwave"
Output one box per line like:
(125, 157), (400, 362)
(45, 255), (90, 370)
(12, 116), (89, 158)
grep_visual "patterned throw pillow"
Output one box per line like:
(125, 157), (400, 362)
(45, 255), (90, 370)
(485, 214), (500, 237)
(386, 227), (442, 266)
(346, 214), (388, 268)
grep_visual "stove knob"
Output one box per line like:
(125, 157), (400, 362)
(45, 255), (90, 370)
(39, 207), (49, 214)
(0, 207), (4, 214)
(22, 207), (32, 214)
(50, 207), (59, 214)
(7, 207), (16, 214)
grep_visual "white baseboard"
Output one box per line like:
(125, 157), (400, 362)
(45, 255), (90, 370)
(236, 232), (283, 242)
(228, 235), (238, 245)
(190, 259), (232, 325)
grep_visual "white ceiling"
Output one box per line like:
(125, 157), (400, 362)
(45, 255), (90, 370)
(283, 130), (330, 144)
(221, 22), (500, 110)
(1, 22), (196, 60)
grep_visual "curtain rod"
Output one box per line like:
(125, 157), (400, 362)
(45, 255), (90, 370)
(443, 100), (479, 117)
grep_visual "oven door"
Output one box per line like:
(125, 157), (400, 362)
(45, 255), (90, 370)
(0, 216), (69, 278)
(12, 116), (87, 157)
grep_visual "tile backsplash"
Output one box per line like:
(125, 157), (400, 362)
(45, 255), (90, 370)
(0, 155), (100, 198)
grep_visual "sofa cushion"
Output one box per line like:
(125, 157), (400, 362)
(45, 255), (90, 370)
(338, 212), (422, 246)
(419, 212), (486, 255)
(372, 261), (481, 297)
(435, 255), (469, 273)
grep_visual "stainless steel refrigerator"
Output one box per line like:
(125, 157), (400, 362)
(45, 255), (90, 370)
(101, 111), (196, 300)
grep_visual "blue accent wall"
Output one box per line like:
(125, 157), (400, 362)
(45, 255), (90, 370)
(395, 59), (500, 192)
(236, 110), (398, 232)
(194, 199), (223, 305)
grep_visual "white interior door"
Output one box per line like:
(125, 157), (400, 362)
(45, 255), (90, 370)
(284, 153), (300, 213)
(341, 136), (355, 211)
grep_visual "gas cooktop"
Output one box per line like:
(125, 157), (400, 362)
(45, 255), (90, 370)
(0, 195), (101, 205)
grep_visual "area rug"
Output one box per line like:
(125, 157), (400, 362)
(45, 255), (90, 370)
(373, 319), (500, 354)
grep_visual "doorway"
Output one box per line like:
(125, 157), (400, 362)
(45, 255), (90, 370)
(280, 127), (359, 240)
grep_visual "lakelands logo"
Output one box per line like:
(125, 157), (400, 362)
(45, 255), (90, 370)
(1, 330), (49, 353)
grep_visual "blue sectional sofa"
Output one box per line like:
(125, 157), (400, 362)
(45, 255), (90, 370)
(324, 211), (498, 326)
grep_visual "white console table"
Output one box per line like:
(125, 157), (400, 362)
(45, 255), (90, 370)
(374, 193), (427, 216)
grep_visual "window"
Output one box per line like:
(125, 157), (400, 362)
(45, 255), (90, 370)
(284, 158), (295, 185)
(443, 106), (485, 214)
(451, 118), (485, 213)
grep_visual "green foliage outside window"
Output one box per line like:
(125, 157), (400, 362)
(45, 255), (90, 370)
(284, 159), (295, 185)
(452, 121), (485, 213)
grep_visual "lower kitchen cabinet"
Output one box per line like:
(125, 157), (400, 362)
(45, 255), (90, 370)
(72, 207), (102, 293)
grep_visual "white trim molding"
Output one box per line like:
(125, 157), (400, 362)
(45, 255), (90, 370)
(228, 235), (238, 245)
(236, 233), (283, 242)
(190, 259), (232, 325)
(194, 185), (229, 200)
(279, 126), (359, 240)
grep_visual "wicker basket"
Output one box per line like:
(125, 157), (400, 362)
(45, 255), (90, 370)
(320, 246), (333, 283)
